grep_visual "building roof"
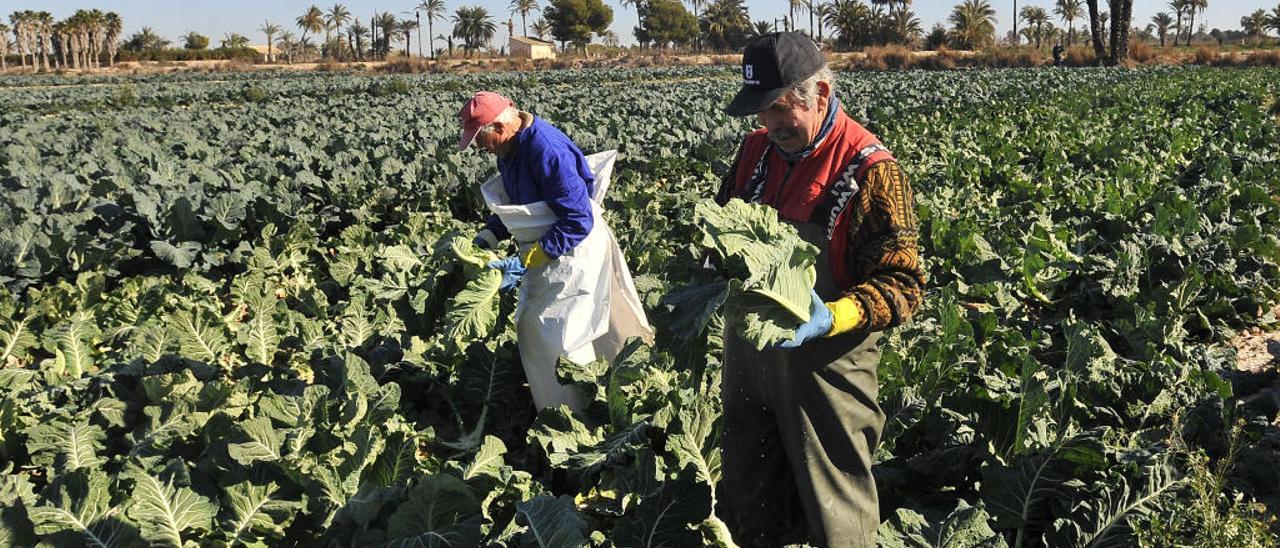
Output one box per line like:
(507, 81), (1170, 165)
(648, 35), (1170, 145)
(510, 36), (555, 47)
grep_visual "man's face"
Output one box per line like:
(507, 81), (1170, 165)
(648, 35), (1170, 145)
(756, 81), (831, 154)
(473, 122), (512, 154)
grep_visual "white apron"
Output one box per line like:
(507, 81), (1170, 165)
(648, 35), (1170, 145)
(480, 150), (654, 411)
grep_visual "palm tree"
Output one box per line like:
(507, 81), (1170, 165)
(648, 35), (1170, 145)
(102, 11), (121, 66)
(1151, 12), (1172, 46)
(452, 6), (496, 55)
(825, 0), (874, 50)
(1020, 5), (1048, 48)
(509, 0), (539, 37)
(1242, 9), (1268, 45)
(686, 0), (707, 50)
(276, 31), (296, 62)
(221, 32), (250, 49)
(415, 1), (446, 58)
(398, 19), (417, 56)
(259, 21), (281, 62)
(620, 0), (644, 43)
(531, 18), (552, 41)
(890, 8), (922, 45)
(751, 19), (775, 38)
(1012, 0), (1017, 44)
(0, 22), (9, 71)
(702, 0), (750, 52)
(375, 12), (398, 57)
(1168, 0), (1188, 46)
(326, 4), (351, 58)
(297, 6), (324, 48)
(788, 0), (807, 35)
(1269, 5), (1280, 39)
(812, 2), (832, 44)
(948, 0), (997, 50)
(183, 31), (209, 50)
(1085, 0), (1105, 59)
(1054, 0), (1082, 46)
(1184, 0), (1206, 46)
(347, 18), (363, 58)
(33, 11), (53, 71)
(807, 0), (817, 37)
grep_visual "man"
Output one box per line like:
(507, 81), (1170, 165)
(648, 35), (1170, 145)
(1053, 42), (1065, 66)
(715, 33), (925, 547)
(459, 91), (652, 412)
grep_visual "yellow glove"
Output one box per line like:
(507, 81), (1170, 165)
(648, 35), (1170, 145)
(521, 242), (553, 269)
(824, 296), (865, 337)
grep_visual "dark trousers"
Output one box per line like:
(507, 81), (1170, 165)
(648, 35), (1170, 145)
(719, 330), (884, 548)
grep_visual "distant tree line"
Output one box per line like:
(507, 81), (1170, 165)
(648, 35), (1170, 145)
(6, 9), (122, 71)
(5, 0), (1280, 72)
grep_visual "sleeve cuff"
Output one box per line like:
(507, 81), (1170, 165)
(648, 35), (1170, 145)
(474, 229), (500, 249)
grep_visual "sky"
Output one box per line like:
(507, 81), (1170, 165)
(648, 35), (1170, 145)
(17, 1), (1278, 49)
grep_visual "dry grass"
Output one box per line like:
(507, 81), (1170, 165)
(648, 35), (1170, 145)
(1129, 41), (1157, 64)
(213, 58), (256, 73)
(862, 45), (914, 70)
(313, 59), (353, 73)
(914, 48), (958, 70)
(1064, 46), (1098, 67)
(1195, 46), (1219, 65)
(379, 57), (435, 74)
(972, 47), (1044, 68)
(1242, 50), (1280, 67)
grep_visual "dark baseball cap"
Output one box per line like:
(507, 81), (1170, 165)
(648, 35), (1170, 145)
(725, 32), (825, 117)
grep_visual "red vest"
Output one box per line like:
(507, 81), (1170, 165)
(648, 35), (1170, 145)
(730, 109), (896, 289)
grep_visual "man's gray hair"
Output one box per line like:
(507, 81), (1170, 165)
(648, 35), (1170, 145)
(479, 106), (520, 135)
(789, 65), (835, 109)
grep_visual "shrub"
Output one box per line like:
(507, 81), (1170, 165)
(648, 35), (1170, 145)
(313, 59), (349, 72)
(858, 52), (887, 71)
(111, 84), (140, 107)
(864, 45), (914, 70)
(380, 57), (434, 74)
(368, 79), (412, 97)
(1194, 46), (1218, 65)
(915, 49), (957, 70)
(1064, 46), (1097, 67)
(1243, 50), (1280, 67)
(117, 47), (258, 63)
(1129, 41), (1157, 64)
(972, 47), (1043, 68)
(215, 58), (256, 72)
(241, 85), (270, 103)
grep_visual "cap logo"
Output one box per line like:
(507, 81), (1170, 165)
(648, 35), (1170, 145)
(743, 64), (760, 85)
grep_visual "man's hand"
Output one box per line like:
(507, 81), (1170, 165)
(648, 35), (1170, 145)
(777, 290), (834, 348)
(520, 242), (552, 269)
(488, 257), (526, 290)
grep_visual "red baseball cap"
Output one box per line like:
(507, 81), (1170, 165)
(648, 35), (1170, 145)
(458, 91), (514, 151)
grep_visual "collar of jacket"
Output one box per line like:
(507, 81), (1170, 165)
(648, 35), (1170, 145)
(778, 94), (841, 163)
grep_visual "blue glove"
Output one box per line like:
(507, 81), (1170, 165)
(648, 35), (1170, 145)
(776, 290), (834, 349)
(488, 256), (526, 291)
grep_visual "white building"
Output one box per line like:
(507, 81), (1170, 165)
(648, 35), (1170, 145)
(510, 36), (556, 60)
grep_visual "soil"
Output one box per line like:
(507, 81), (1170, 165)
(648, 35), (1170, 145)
(1232, 305), (1280, 374)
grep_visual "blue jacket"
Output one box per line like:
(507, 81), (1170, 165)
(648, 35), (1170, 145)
(484, 116), (595, 259)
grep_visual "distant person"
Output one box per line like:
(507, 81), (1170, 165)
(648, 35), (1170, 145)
(459, 91), (652, 412)
(1053, 43), (1065, 66)
(715, 32), (925, 547)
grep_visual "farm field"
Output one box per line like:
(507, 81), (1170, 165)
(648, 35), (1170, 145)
(1, 66), (1279, 546)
